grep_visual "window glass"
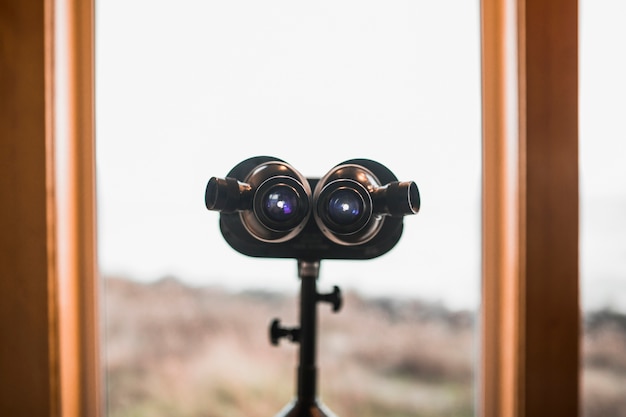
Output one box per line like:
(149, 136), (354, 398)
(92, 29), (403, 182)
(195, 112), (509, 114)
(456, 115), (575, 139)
(580, 1), (626, 416)
(96, 2), (481, 416)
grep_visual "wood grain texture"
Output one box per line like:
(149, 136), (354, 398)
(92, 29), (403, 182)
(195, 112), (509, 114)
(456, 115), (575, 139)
(481, 0), (522, 415)
(0, 0), (100, 415)
(519, 0), (580, 415)
(481, 0), (579, 416)
(0, 0), (58, 414)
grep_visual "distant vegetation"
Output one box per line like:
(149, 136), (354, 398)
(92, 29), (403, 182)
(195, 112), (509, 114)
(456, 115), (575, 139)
(104, 277), (626, 417)
(583, 309), (626, 416)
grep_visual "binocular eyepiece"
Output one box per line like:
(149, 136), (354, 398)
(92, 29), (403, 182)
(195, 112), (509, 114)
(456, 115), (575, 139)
(313, 163), (419, 246)
(206, 160), (313, 243)
(206, 156), (420, 260)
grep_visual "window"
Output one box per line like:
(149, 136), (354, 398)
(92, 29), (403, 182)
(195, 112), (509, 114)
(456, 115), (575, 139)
(0, 0), (580, 416)
(96, 1), (482, 416)
(579, 1), (626, 415)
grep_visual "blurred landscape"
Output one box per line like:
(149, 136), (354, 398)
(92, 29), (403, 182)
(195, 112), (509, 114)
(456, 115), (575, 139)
(104, 276), (626, 417)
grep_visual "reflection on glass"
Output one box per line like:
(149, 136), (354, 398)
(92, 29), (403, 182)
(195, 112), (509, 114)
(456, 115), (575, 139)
(580, 1), (626, 416)
(96, 1), (481, 416)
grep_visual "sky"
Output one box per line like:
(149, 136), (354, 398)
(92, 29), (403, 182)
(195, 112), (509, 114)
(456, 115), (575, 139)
(95, 0), (625, 311)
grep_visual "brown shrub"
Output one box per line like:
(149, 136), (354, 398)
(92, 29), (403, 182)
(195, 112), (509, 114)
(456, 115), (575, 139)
(104, 277), (626, 417)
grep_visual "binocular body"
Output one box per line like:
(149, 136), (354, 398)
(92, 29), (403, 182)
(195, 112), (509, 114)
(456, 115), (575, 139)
(205, 156), (420, 260)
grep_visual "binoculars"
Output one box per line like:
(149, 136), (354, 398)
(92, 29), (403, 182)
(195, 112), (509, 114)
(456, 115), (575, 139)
(205, 156), (420, 260)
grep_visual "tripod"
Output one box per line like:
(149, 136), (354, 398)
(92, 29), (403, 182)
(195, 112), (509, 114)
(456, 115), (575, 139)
(269, 260), (342, 417)
(205, 156), (420, 416)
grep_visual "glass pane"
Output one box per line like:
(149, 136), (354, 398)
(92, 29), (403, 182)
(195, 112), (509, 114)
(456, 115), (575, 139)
(96, 1), (481, 416)
(580, 1), (626, 416)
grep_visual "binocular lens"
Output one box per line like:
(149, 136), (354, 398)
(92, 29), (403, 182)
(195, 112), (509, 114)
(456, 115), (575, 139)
(327, 189), (364, 226)
(262, 185), (300, 222)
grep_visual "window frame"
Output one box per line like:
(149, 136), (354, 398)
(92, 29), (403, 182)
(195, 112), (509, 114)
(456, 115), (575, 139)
(481, 0), (579, 416)
(0, 0), (578, 415)
(0, 0), (100, 415)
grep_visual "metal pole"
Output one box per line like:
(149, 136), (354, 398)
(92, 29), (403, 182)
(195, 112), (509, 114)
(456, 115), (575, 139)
(296, 260), (320, 404)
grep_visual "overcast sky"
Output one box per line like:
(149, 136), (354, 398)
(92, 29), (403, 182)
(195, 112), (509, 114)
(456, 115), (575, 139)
(95, 0), (625, 311)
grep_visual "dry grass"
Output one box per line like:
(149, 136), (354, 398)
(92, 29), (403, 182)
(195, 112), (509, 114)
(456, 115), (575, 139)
(104, 277), (626, 417)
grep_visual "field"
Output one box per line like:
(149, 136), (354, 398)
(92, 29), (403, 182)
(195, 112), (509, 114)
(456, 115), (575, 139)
(104, 277), (626, 417)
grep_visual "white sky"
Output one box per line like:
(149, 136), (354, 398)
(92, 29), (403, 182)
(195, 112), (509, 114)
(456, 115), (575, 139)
(95, 0), (625, 311)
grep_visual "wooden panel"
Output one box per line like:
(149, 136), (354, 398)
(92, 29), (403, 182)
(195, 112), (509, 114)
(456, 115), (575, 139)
(0, 0), (58, 414)
(0, 0), (100, 415)
(480, 0), (522, 415)
(56, 0), (101, 415)
(518, 0), (579, 415)
(481, 0), (579, 416)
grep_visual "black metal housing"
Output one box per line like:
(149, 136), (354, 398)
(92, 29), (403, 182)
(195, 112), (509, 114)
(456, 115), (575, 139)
(206, 156), (418, 260)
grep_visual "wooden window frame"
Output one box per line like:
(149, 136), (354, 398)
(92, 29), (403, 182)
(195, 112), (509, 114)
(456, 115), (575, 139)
(0, 0), (100, 415)
(0, 0), (578, 415)
(481, 0), (579, 416)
